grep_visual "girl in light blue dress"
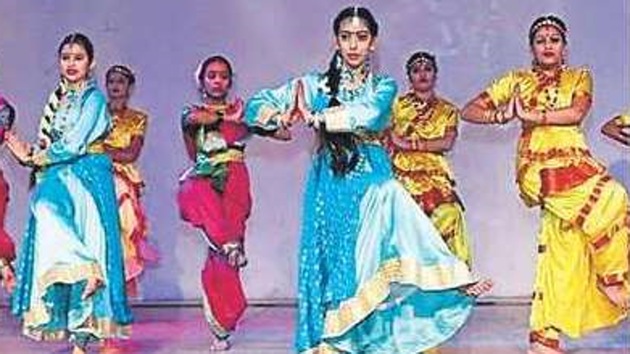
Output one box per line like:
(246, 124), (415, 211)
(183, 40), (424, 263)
(5, 33), (132, 354)
(245, 7), (491, 353)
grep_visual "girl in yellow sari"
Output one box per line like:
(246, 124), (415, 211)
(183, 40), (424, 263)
(462, 15), (629, 354)
(94, 65), (158, 297)
(387, 51), (472, 267)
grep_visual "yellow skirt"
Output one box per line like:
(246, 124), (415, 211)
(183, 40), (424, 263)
(529, 175), (629, 338)
(431, 202), (472, 267)
(113, 167), (158, 296)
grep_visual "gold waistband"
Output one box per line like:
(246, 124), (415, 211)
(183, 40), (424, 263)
(208, 148), (244, 164)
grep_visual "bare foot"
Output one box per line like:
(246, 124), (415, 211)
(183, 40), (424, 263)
(82, 278), (103, 300)
(209, 336), (230, 351)
(600, 284), (630, 310)
(0, 264), (16, 294)
(234, 250), (248, 268)
(72, 345), (87, 354)
(463, 278), (493, 297)
(99, 339), (122, 354)
(227, 248), (247, 268)
(99, 346), (122, 354)
(528, 342), (565, 353)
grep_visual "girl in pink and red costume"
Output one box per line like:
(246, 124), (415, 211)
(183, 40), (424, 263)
(177, 55), (289, 351)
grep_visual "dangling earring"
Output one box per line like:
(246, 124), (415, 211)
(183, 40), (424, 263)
(199, 87), (209, 100)
(363, 54), (371, 74)
(335, 51), (343, 70)
(87, 61), (96, 82)
(531, 58), (539, 68)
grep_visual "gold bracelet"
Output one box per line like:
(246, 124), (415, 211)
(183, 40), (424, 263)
(493, 109), (506, 124)
(493, 110), (501, 124)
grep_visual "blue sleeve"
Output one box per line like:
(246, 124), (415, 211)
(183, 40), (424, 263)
(43, 89), (111, 165)
(244, 73), (325, 131)
(319, 75), (397, 133)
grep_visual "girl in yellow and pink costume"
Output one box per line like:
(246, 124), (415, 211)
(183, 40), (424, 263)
(387, 52), (472, 267)
(91, 65), (158, 297)
(462, 15), (629, 354)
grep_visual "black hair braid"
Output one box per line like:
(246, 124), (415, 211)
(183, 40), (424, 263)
(319, 51), (360, 176)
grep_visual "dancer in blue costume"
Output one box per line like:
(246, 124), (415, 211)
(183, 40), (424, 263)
(5, 33), (132, 354)
(246, 7), (492, 354)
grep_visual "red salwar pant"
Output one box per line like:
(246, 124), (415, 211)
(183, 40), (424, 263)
(177, 161), (251, 338)
(0, 171), (15, 262)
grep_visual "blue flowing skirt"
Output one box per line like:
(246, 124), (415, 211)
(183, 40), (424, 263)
(12, 154), (132, 342)
(296, 144), (475, 353)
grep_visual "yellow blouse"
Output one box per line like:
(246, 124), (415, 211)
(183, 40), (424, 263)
(390, 94), (458, 182)
(93, 107), (148, 185)
(102, 108), (148, 149)
(484, 67), (604, 205)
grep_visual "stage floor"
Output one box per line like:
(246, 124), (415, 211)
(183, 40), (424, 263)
(0, 304), (628, 353)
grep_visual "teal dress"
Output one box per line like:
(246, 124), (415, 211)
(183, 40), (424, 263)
(11, 80), (132, 344)
(246, 71), (476, 353)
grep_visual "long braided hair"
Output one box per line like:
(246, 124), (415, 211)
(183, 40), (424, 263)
(321, 6), (378, 176)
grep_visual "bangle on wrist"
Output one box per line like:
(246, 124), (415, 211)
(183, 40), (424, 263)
(493, 109), (505, 124)
(308, 113), (322, 129)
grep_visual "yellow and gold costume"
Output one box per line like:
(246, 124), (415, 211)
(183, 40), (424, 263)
(483, 66), (629, 342)
(93, 107), (155, 295)
(390, 93), (472, 267)
(614, 112), (630, 126)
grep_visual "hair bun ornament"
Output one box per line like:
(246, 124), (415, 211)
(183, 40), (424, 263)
(405, 51), (438, 75)
(107, 64), (136, 85)
(530, 15), (567, 38)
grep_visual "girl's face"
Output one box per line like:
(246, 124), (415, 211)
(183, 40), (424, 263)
(202, 60), (231, 100)
(106, 71), (132, 101)
(335, 17), (376, 69)
(408, 61), (437, 93)
(531, 25), (565, 68)
(59, 43), (91, 85)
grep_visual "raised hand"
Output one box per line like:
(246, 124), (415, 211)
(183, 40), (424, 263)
(271, 126), (293, 141)
(292, 80), (315, 125)
(189, 106), (217, 125)
(391, 132), (418, 150)
(512, 85), (540, 124)
(504, 86), (518, 121)
(277, 80), (306, 128)
(514, 92), (527, 119)
(290, 80), (306, 122)
(4, 130), (32, 164)
(495, 85), (520, 124)
(0, 264), (15, 294)
(224, 98), (244, 123)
